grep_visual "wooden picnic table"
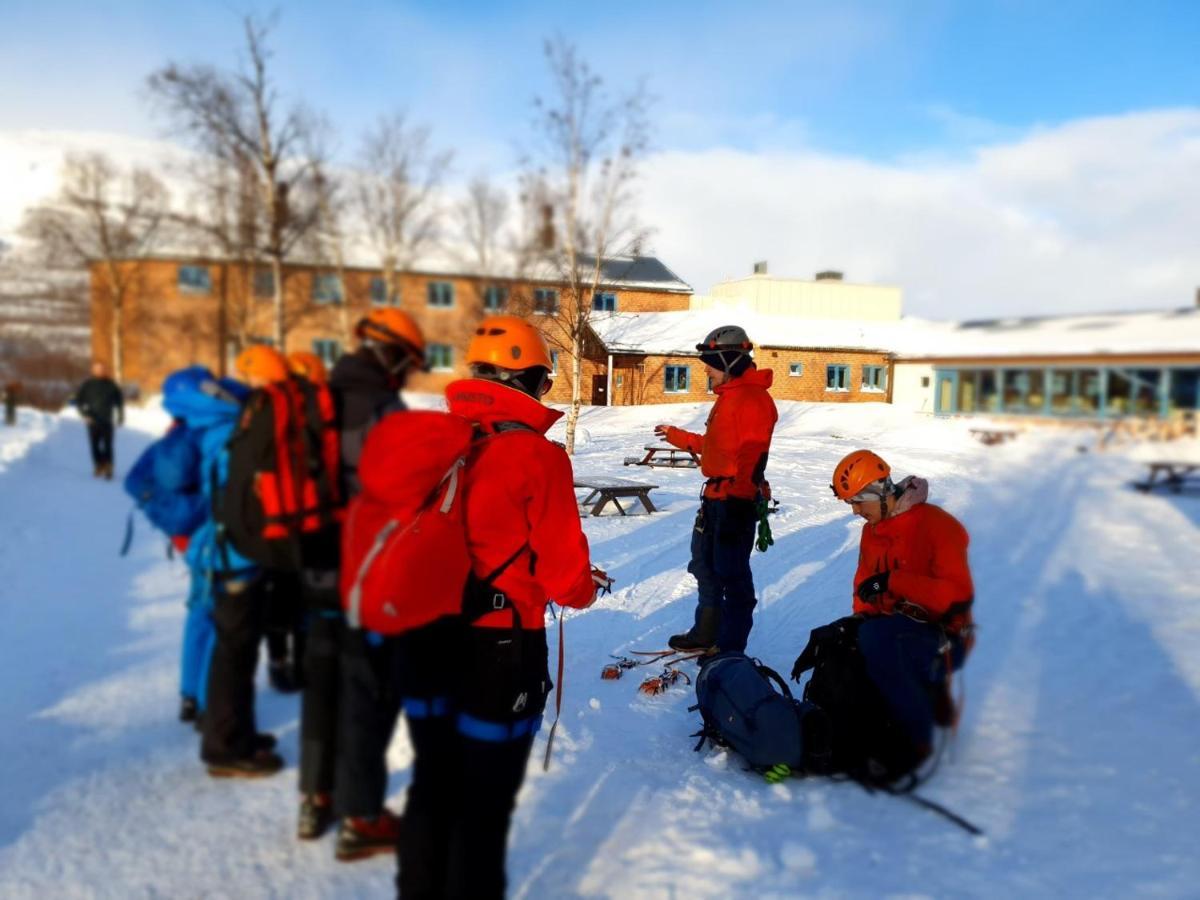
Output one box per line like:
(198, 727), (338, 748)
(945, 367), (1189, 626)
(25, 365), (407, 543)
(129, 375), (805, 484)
(1133, 461), (1200, 494)
(970, 427), (1019, 446)
(624, 444), (700, 469)
(574, 475), (660, 516)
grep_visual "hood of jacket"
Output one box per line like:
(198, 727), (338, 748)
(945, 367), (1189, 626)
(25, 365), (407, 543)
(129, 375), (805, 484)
(713, 364), (774, 395)
(445, 378), (562, 435)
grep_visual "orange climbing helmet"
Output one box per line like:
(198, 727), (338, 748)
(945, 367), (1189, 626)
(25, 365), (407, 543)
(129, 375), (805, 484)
(466, 315), (553, 371)
(355, 309), (426, 361)
(234, 345), (290, 385)
(831, 449), (892, 501)
(287, 351), (328, 384)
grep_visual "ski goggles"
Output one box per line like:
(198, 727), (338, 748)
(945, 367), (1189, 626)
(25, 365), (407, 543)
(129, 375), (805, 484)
(844, 478), (893, 504)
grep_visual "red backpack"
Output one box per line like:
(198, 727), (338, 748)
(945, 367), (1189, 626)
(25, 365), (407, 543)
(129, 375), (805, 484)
(341, 410), (477, 633)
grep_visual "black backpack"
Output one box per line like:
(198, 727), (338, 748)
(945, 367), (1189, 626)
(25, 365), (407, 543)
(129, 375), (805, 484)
(693, 652), (830, 774)
(792, 616), (923, 785)
(219, 378), (343, 572)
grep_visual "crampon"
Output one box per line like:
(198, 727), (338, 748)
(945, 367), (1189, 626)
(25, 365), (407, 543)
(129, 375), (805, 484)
(639, 666), (693, 695)
(601, 649), (706, 680)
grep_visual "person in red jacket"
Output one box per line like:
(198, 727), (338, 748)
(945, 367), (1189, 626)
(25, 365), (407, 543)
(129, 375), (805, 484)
(831, 449), (974, 762)
(397, 315), (600, 899)
(656, 325), (777, 653)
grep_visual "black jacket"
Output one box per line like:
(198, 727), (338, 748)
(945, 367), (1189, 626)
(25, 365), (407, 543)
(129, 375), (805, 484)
(330, 349), (404, 500)
(74, 377), (124, 425)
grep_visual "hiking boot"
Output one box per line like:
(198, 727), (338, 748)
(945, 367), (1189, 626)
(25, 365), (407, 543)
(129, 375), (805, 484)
(298, 793), (334, 840)
(268, 660), (301, 694)
(103, 463), (113, 480)
(179, 696), (198, 723)
(667, 631), (716, 653)
(335, 812), (402, 862)
(205, 749), (284, 779)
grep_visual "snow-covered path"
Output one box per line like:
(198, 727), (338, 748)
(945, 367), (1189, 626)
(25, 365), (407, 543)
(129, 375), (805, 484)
(1, 403), (1198, 898)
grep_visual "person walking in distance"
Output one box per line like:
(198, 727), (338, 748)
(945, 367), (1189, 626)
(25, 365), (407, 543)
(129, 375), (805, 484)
(657, 325), (777, 654)
(73, 362), (124, 478)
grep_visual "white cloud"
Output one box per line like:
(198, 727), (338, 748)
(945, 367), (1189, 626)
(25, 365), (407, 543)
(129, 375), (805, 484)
(638, 108), (1200, 318)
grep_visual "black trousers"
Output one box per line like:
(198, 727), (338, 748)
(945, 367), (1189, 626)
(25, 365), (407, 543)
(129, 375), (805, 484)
(398, 722), (535, 900)
(87, 421), (114, 467)
(262, 571), (305, 667)
(201, 576), (264, 763)
(299, 610), (343, 796)
(335, 629), (403, 818)
(397, 621), (545, 899)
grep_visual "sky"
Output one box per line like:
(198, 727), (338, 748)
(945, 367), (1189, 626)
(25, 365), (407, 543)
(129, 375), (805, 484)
(2, 0), (1199, 318)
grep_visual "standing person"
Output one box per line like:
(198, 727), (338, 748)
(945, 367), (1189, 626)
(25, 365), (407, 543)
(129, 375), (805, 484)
(281, 310), (426, 861)
(194, 348), (284, 777)
(656, 325), (777, 654)
(123, 366), (212, 722)
(396, 315), (599, 899)
(823, 450), (974, 768)
(73, 362), (124, 478)
(3, 380), (18, 426)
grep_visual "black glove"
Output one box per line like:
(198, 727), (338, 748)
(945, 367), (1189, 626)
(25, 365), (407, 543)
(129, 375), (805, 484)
(856, 571), (890, 603)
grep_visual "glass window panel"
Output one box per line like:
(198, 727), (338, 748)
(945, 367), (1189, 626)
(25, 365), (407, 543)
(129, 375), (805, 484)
(956, 371), (977, 413)
(1050, 370), (1074, 414)
(1168, 368), (1200, 412)
(979, 370), (1000, 412)
(1130, 369), (1161, 416)
(1077, 369), (1101, 415)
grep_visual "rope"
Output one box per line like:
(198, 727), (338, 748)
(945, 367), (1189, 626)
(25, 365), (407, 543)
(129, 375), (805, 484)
(542, 604), (566, 771)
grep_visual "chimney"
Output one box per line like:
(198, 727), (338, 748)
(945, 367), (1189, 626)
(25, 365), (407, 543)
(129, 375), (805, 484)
(752, 260), (768, 275)
(539, 204), (555, 251)
(815, 270), (843, 282)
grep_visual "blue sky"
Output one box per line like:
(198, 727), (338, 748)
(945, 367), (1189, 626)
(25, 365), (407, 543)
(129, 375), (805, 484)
(2, 1), (1198, 314)
(3, 0), (1198, 166)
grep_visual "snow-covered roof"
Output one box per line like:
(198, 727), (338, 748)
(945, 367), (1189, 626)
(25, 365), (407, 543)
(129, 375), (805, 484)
(590, 307), (1200, 359)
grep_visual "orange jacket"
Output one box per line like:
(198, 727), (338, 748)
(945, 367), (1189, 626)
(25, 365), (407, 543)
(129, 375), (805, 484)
(662, 366), (777, 500)
(853, 501), (974, 635)
(446, 379), (595, 630)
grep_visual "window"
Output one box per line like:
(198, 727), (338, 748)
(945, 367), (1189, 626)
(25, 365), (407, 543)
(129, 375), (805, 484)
(706, 373), (715, 394)
(427, 281), (454, 308)
(533, 288), (559, 315)
(825, 365), (850, 392)
(427, 343), (453, 371)
(370, 277), (393, 306)
(253, 269), (275, 298)
(483, 285), (508, 311)
(178, 265), (211, 295)
(862, 365), (887, 392)
(312, 274), (343, 305)
(1168, 368), (1200, 414)
(920, 376), (930, 388)
(664, 365), (690, 394)
(788, 363), (804, 377)
(549, 350), (559, 375)
(592, 291), (617, 312)
(312, 338), (341, 368)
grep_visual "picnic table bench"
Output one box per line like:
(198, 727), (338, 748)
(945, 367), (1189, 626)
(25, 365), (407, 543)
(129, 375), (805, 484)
(1133, 461), (1200, 494)
(574, 475), (659, 516)
(624, 444), (700, 469)
(970, 427), (1019, 446)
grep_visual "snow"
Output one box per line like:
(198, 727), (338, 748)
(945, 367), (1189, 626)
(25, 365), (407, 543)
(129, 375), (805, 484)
(1, 399), (1199, 898)
(590, 306), (1200, 358)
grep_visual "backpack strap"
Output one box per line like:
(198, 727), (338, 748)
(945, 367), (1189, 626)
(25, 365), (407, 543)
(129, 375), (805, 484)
(460, 541), (530, 626)
(754, 661), (794, 700)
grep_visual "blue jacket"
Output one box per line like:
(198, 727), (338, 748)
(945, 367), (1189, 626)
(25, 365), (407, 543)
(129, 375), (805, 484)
(165, 375), (256, 580)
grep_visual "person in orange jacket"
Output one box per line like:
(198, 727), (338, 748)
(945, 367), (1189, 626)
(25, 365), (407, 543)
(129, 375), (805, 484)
(397, 315), (600, 899)
(656, 325), (777, 654)
(829, 449), (974, 763)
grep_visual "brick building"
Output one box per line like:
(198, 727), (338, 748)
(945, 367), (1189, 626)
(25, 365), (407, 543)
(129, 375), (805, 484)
(88, 254), (692, 403)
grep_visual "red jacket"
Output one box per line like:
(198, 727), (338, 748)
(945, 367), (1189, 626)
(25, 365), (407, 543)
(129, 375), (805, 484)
(854, 499), (974, 636)
(446, 379), (594, 631)
(662, 366), (777, 500)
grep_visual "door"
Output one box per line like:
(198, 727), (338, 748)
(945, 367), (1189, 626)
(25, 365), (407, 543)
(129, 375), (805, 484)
(591, 374), (608, 406)
(935, 371), (957, 415)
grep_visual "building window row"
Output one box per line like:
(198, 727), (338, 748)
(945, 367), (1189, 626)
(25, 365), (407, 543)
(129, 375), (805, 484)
(934, 365), (1200, 418)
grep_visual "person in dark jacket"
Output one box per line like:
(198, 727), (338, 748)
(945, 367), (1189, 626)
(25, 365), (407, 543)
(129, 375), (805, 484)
(295, 309), (427, 863)
(73, 362), (124, 478)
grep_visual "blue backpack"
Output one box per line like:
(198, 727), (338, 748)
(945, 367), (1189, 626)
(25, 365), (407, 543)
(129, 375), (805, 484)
(124, 423), (207, 538)
(693, 652), (830, 774)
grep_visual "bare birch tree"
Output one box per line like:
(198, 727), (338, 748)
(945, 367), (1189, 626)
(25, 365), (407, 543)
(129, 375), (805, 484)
(147, 13), (327, 349)
(456, 175), (510, 274)
(522, 37), (651, 454)
(309, 166), (355, 346)
(20, 152), (168, 383)
(355, 113), (452, 306)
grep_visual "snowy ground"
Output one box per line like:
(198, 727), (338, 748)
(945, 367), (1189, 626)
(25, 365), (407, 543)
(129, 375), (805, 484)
(1, 400), (1198, 899)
